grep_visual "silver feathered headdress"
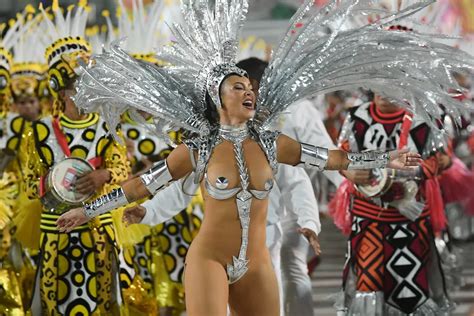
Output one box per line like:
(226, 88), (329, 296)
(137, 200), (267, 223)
(161, 0), (248, 110)
(73, 0), (474, 143)
(74, 0), (251, 136)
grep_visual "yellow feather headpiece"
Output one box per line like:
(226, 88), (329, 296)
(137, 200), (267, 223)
(40, 0), (92, 95)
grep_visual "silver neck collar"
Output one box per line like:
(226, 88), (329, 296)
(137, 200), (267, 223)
(218, 123), (249, 143)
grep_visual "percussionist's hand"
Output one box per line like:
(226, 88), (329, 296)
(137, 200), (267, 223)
(75, 169), (111, 195)
(123, 205), (147, 226)
(56, 207), (89, 233)
(298, 228), (321, 256)
(387, 148), (422, 170)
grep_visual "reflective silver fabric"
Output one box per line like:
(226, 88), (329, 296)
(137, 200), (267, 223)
(83, 188), (129, 218)
(140, 159), (174, 195)
(347, 151), (390, 170)
(298, 143), (329, 171)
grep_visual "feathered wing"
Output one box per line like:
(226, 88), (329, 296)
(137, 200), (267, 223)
(73, 41), (208, 138)
(257, 0), (474, 128)
(73, 0), (249, 139)
(157, 0), (249, 113)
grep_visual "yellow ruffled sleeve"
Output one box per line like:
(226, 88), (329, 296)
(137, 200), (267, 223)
(103, 132), (130, 187)
(12, 128), (44, 250)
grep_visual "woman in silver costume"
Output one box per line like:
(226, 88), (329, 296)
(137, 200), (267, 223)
(58, 72), (420, 316)
(55, 1), (473, 315)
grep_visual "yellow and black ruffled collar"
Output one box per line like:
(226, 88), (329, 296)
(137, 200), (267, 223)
(59, 112), (99, 129)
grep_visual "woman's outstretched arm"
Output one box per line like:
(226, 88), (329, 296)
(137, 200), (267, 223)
(276, 134), (422, 170)
(56, 144), (194, 232)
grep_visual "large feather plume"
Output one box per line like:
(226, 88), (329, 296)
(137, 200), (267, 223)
(257, 0), (474, 128)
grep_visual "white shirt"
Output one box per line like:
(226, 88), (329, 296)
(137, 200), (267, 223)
(269, 164), (320, 234)
(275, 99), (344, 225)
(141, 175), (198, 225)
(281, 99), (343, 188)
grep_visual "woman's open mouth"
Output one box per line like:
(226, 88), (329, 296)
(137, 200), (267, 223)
(243, 99), (254, 110)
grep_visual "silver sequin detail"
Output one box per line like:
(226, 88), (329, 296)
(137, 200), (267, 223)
(227, 139), (251, 284)
(264, 179), (273, 191)
(298, 143), (329, 171)
(140, 160), (174, 195)
(218, 123), (249, 143)
(83, 188), (129, 218)
(347, 151), (390, 170)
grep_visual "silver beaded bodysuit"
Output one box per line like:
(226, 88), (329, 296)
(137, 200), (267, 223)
(185, 123), (278, 284)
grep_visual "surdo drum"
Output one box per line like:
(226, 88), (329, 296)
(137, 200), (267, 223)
(356, 168), (393, 198)
(41, 157), (94, 213)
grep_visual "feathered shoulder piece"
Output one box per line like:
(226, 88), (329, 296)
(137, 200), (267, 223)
(256, 0), (474, 128)
(74, 41), (208, 137)
(74, 0), (250, 141)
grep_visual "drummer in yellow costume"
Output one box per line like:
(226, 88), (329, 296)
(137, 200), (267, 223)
(0, 19), (24, 316)
(22, 1), (130, 315)
(7, 8), (54, 314)
(0, 11), (47, 314)
(108, 1), (203, 315)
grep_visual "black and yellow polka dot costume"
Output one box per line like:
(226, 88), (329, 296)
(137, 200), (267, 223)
(122, 115), (203, 315)
(0, 112), (29, 316)
(23, 113), (130, 316)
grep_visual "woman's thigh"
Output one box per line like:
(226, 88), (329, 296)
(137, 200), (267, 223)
(184, 256), (229, 316)
(228, 261), (280, 316)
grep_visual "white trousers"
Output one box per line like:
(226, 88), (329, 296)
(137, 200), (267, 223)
(266, 222), (284, 316)
(280, 219), (314, 316)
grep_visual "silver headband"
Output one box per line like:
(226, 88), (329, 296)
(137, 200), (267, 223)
(197, 62), (248, 111)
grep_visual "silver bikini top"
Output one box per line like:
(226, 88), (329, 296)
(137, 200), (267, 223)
(184, 124), (280, 190)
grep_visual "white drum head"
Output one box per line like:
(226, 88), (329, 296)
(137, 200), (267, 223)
(356, 168), (389, 198)
(49, 158), (94, 204)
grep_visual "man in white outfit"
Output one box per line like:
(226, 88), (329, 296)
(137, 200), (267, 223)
(267, 164), (320, 315)
(279, 98), (343, 316)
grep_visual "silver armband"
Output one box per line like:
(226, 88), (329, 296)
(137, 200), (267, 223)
(347, 151), (390, 170)
(83, 188), (129, 219)
(140, 160), (174, 195)
(298, 143), (329, 171)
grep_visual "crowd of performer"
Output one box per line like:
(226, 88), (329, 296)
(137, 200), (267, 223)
(0, 0), (473, 315)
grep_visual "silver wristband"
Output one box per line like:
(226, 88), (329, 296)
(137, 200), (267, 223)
(298, 143), (329, 171)
(83, 188), (129, 219)
(140, 159), (174, 195)
(347, 151), (390, 170)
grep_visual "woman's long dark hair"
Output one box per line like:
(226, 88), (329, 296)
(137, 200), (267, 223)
(204, 92), (219, 126)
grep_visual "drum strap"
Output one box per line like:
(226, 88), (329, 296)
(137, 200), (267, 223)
(398, 113), (414, 149)
(52, 118), (71, 157)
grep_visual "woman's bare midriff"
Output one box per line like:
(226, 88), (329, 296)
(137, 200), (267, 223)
(187, 197), (270, 267)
